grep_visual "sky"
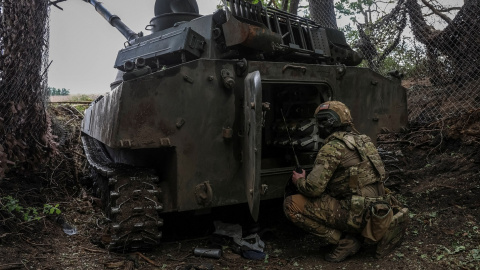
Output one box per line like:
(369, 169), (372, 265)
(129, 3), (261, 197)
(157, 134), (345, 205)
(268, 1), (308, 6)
(48, 0), (222, 95)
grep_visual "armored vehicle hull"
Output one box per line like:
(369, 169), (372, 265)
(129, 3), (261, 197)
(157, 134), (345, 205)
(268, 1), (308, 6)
(81, 0), (407, 250)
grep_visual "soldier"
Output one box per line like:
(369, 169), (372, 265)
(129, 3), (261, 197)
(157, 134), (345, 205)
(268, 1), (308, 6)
(283, 101), (408, 262)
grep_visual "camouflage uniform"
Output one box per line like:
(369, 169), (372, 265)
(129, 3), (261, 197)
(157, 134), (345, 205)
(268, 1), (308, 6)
(284, 131), (387, 244)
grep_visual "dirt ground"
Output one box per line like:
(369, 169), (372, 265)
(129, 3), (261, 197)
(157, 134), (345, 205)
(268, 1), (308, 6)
(0, 105), (479, 270)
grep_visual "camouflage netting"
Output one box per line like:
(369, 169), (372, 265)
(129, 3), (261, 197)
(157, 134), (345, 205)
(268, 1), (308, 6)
(310, 0), (478, 126)
(353, 0), (478, 126)
(0, 0), (53, 179)
(404, 0), (480, 125)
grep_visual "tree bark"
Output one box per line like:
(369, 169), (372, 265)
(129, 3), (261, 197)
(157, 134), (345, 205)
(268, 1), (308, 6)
(281, 0), (288, 11)
(407, 0), (479, 83)
(0, 0), (52, 178)
(289, 0), (300, 15)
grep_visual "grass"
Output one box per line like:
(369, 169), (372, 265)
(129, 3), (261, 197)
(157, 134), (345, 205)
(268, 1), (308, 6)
(49, 94), (100, 103)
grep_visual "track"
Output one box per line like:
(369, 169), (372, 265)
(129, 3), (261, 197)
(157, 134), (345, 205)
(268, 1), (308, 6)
(81, 135), (163, 251)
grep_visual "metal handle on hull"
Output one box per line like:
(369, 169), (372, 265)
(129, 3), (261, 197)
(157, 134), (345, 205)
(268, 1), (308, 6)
(282, 64), (307, 73)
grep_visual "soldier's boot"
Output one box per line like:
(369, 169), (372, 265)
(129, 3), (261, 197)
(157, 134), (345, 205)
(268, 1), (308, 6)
(375, 207), (409, 258)
(324, 234), (361, 262)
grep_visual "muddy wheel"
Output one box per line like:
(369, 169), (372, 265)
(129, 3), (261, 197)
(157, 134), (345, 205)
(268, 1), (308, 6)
(108, 170), (163, 251)
(82, 135), (163, 251)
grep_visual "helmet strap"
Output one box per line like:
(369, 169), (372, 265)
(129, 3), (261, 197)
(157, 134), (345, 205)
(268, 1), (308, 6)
(351, 125), (360, 134)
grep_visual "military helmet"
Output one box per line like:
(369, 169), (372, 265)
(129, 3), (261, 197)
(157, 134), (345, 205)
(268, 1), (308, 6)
(314, 101), (353, 127)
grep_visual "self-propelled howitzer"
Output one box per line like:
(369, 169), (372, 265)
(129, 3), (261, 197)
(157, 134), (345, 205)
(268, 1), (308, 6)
(81, 0), (407, 251)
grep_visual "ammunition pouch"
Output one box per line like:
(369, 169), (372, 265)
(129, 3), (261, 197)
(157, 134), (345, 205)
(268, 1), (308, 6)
(375, 207), (410, 258)
(347, 194), (392, 234)
(362, 202), (393, 242)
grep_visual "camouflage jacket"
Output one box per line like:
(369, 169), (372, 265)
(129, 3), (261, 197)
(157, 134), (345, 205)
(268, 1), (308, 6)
(295, 131), (386, 199)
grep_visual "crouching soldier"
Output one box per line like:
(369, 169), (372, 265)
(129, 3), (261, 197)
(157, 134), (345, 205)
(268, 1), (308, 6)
(284, 101), (409, 262)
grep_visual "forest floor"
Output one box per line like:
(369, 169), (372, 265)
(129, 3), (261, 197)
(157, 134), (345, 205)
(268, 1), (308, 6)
(0, 104), (479, 270)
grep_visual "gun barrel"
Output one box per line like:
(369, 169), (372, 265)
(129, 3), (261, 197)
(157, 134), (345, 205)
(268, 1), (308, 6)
(84, 0), (139, 42)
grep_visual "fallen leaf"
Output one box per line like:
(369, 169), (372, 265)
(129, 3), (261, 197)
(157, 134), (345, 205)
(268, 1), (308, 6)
(443, 229), (455, 235)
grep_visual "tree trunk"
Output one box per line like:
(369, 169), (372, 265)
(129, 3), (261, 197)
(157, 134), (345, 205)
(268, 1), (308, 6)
(308, 0), (337, 28)
(407, 0), (479, 84)
(281, 0), (288, 11)
(0, 0), (52, 178)
(289, 0), (300, 15)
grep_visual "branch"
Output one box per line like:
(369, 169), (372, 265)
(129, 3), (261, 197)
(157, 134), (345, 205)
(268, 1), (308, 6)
(270, 0), (281, 8)
(431, 6), (461, 12)
(423, 6), (461, 17)
(377, 10), (407, 64)
(41, 60), (53, 78)
(357, 4), (369, 25)
(375, 0), (406, 28)
(49, 0), (67, 11)
(81, 246), (108, 254)
(134, 252), (161, 267)
(406, 0), (440, 44)
(420, 0), (452, 24)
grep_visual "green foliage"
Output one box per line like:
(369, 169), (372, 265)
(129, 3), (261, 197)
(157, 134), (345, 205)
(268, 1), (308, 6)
(73, 104), (89, 114)
(67, 94), (95, 113)
(1, 196), (61, 223)
(335, 0), (358, 18)
(2, 196), (23, 213)
(43, 203), (61, 215)
(48, 86), (70, 96)
(472, 249), (480, 261)
(1, 196), (41, 221)
(333, 0), (421, 76)
(68, 94), (94, 102)
(335, 0), (383, 23)
(236, 0), (283, 8)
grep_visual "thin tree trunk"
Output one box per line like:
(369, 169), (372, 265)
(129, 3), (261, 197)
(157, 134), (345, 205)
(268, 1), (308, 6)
(281, 0), (288, 11)
(289, 0), (300, 15)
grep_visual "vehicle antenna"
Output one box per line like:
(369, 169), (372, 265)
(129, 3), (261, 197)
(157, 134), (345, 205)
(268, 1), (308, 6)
(280, 109), (302, 173)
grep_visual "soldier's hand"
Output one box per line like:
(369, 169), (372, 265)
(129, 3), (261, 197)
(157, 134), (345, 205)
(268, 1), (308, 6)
(291, 169), (305, 185)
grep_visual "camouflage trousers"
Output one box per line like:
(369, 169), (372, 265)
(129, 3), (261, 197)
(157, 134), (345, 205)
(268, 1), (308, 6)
(284, 194), (363, 244)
